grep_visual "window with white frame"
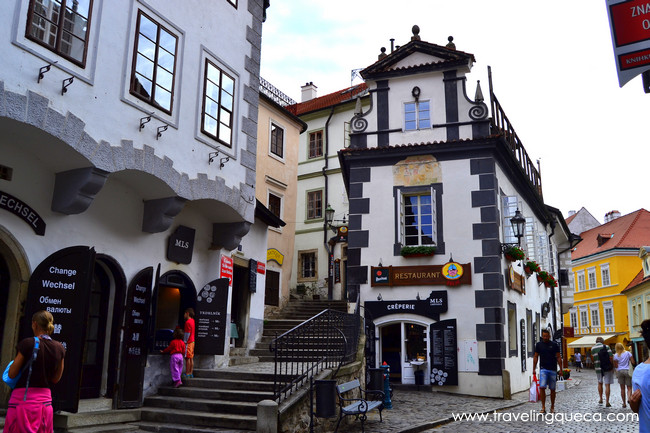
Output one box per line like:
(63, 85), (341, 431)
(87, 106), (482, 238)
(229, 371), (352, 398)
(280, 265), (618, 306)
(587, 267), (597, 289)
(569, 308), (578, 328)
(577, 271), (586, 292)
(502, 196), (520, 245)
(601, 264), (611, 287)
(603, 301), (614, 327)
(589, 303), (600, 328)
(579, 306), (589, 329)
(130, 11), (178, 114)
(202, 59), (235, 146)
(404, 100), (431, 130)
(398, 187), (437, 246)
(633, 300), (640, 326)
(26, 0), (93, 66)
(297, 250), (317, 281)
(270, 122), (284, 158)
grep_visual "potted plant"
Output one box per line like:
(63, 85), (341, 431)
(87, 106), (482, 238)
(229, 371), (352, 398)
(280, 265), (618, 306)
(536, 270), (549, 285)
(503, 245), (525, 261)
(523, 259), (540, 276)
(545, 274), (558, 288)
(400, 246), (436, 257)
(562, 368), (571, 380)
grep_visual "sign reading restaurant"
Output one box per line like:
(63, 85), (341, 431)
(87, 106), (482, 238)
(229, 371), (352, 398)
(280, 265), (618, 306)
(371, 263), (471, 287)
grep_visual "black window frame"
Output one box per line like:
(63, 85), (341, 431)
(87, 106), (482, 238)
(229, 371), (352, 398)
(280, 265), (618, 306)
(393, 184), (444, 256)
(201, 58), (235, 147)
(25, 0), (94, 67)
(268, 192), (282, 219)
(270, 122), (284, 158)
(129, 10), (178, 115)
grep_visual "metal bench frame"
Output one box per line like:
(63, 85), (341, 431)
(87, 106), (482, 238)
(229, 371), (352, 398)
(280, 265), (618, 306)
(334, 379), (384, 432)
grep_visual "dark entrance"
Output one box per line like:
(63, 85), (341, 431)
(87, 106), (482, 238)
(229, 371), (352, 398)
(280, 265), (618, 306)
(0, 255), (9, 351)
(381, 323), (402, 380)
(79, 263), (111, 399)
(231, 265), (251, 348)
(264, 270), (280, 307)
(152, 271), (196, 350)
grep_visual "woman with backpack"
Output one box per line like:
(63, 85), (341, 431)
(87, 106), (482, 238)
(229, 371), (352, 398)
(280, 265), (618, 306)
(614, 342), (634, 408)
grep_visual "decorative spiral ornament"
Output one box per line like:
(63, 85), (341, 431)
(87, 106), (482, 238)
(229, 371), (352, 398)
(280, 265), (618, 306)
(352, 116), (368, 132)
(468, 103), (488, 120)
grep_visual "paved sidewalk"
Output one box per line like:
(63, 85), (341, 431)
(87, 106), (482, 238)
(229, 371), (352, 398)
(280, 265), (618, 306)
(336, 369), (639, 433)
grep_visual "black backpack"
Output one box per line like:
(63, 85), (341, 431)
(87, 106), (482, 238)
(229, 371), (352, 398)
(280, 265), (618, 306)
(598, 345), (613, 372)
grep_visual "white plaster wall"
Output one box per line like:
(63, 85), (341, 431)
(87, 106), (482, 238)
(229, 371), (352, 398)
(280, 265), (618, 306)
(2, 0), (254, 187)
(238, 220), (268, 348)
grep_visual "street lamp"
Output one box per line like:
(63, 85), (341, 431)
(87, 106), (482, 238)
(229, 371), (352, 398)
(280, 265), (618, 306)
(324, 204), (347, 233)
(501, 209), (526, 255)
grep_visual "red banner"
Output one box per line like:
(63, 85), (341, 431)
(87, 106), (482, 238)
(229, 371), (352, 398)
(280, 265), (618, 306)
(220, 256), (233, 285)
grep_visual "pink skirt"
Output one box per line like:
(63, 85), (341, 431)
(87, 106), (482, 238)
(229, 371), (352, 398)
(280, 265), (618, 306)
(3, 388), (53, 433)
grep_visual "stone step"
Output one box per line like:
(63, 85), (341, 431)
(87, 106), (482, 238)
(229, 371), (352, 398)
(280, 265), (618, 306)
(64, 423), (145, 433)
(228, 355), (259, 366)
(53, 409), (141, 429)
(135, 420), (251, 433)
(144, 395), (257, 416)
(157, 386), (274, 402)
(181, 377), (275, 391)
(194, 368), (290, 382)
(140, 407), (256, 431)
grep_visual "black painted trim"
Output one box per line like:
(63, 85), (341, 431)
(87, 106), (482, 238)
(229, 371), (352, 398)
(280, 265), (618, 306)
(444, 70), (459, 141)
(376, 80), (389, 148)
(392, 184), (445, 256)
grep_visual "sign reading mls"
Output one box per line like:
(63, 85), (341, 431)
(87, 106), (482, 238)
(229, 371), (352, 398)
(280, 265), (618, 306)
(606, 0), (650, 87)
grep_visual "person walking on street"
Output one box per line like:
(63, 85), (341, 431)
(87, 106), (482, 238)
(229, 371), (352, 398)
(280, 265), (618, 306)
(533, 329), (562, 414)
(575, 351), (582, 372)
(591, 336), (615, 407)
(630, 320), (650, 432)
(614, 342), (634, 408)
(183, 308), (195, 378)
(3, 311), (66, 433)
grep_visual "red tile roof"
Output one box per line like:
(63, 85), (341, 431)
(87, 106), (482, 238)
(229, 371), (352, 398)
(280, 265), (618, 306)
(622, 269), (649, 293)
(286, 83), (368, 116)
(572, 209), (650, 260)
(565, 213), (577, 225)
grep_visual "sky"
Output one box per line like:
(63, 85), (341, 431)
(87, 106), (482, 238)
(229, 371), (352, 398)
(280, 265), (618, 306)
(260, 1), (649, 225)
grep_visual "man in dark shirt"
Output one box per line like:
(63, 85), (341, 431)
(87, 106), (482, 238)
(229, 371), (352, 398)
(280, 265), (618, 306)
(533, 329), (562, 413)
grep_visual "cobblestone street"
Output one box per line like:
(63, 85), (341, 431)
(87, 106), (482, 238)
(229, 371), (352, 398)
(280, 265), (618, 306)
(335, 369), (640, 433)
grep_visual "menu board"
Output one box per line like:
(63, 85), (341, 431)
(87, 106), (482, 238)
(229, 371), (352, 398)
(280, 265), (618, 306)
(117, 267), (153, 408)
(23, 246), (95, 413)
(195, 278), (229, 355)
(520, 319), (527, 372)
(429, 319), (458, 386)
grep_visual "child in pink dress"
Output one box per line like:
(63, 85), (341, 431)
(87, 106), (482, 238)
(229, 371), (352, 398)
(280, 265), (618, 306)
(161, 327), (186, 387)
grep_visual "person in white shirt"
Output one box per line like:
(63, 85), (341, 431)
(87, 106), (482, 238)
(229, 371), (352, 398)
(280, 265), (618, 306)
(575, 351), (582, 372)
(614, 342), (634, 408)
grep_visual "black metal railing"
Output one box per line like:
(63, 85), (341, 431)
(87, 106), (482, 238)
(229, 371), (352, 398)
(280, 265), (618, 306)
(487, 67), (543, 199)
(259, 77), (297, 107)
(270, 309), (360, 403)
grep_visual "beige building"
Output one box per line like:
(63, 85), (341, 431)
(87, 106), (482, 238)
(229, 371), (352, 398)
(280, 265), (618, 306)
(256, 82), (306, 313)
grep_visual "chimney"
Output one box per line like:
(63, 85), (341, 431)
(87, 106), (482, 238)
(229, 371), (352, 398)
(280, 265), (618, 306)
(301, 82), (317, 102)
(568, 210), (576, 217)
(604, 210), (621, 223)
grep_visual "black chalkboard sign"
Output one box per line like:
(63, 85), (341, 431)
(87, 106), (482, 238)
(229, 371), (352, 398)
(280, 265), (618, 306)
(117, 267), (153, 408)
(429, 319), (458, 386)
(195, 278), (229, 355)
(520, 319), (527, 372)
(23, 246), (95, 413)
(249, 259), (257, 293)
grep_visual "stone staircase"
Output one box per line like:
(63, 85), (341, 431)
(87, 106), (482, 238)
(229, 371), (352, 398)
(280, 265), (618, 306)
(250, 299), (348, 362)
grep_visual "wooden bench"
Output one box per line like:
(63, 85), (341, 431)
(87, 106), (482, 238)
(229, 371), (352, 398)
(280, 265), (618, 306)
(334, 379), (384, 432)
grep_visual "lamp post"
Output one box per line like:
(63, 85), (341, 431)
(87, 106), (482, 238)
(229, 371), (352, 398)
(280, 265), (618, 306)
(501, 209), (526, 256)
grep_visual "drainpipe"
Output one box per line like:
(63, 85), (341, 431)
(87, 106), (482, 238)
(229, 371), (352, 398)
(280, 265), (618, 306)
(323, 106), (336, 300)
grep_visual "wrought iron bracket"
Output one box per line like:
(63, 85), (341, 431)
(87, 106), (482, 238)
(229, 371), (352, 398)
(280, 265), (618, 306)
(219, 156), (230, 169)
(208, 149), (220, 164)
(139, 113), (153, 131)
(61, 76), (74, 95)
(38, 62), (57, 83)
(156, 124), (168, 140)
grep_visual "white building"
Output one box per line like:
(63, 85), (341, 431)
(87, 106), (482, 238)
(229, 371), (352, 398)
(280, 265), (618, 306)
(338, 27), (572, 397)
(0, 0), (269, 410)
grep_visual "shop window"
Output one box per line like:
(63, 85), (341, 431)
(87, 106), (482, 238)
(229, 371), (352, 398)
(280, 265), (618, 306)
(26, 0), (93, 66)
(309, 130), (323, 158)
(405, 323), (426, 361)
(130, 10), (178, 114)
(298, 250), (317, 282)
(508, 302), (517, 357)
(396, 185), (441, 248)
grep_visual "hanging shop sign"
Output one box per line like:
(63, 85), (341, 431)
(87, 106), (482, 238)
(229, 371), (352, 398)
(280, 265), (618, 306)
(365, 291), (448, 320)
(249, 259), (257, 293)
(257, 261), (266, 274)
(23, 246), (95, 413)
(195, 278), (229, 355)
(430, 319), (458, 386)
(0, 190), (46, 235)
(370, 262), (471, 287)
(606, 0), (650, 87)
(506, 264), (525, 293)
(167, 225), (195, 264)
(117, 267), (153, 409)
(334, 259), (341, 284)
(267, 248), (284, 265)
(220, 255), (233, 285)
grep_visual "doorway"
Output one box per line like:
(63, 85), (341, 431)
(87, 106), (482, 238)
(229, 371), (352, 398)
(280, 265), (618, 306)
(231, 264), (251, 348)
(381, 324), (402, 380)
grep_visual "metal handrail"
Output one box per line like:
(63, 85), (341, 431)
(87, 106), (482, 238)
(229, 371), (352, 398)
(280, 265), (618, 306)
(270, 309), (360, 403)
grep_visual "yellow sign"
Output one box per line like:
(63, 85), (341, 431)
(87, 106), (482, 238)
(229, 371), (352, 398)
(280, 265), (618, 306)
(267, 248), (284, 265)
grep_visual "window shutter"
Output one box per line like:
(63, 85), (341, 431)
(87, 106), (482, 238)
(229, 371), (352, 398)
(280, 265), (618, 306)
(430, 186), (437, 245)
(396, 188), (404, 245)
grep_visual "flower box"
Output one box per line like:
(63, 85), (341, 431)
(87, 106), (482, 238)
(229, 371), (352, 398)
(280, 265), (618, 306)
(400, 246), (436, 257)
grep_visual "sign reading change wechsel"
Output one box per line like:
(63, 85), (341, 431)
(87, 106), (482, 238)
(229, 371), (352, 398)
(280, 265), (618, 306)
(195, 278), (229, 355)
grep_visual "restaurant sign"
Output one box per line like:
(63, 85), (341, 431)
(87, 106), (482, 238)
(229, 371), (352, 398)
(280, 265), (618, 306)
(371, 262), (471, 287)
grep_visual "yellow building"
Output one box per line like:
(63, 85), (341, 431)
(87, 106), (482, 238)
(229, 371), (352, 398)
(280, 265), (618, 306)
(564, 209), (650, 363)
(622, 246), (650, 363)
